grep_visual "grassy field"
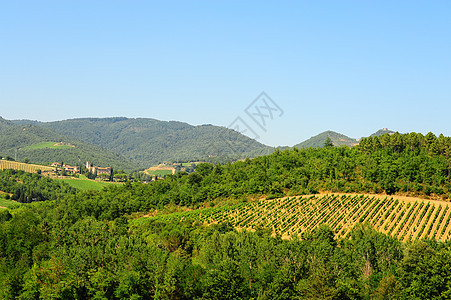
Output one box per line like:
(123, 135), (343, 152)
(149, 194), (451, 242)
(22, 142), (74, 150)
(0, 160), (54, 172)
(57, 175), (117, 191)
(145, 169), (173, 176)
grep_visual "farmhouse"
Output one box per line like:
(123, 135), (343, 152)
(86, 161), (111, 175)
(64, 165), (80, 173)
(51, 162), (80, 173)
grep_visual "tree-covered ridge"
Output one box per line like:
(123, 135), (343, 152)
(359, 131), (451, 158)
(32, 117), (274, 166)
(0, 131), (444, 225)
(7, 131), (443, 222)
(0, 169), (76, 203)
(0, 124), (140, 171)
(147, 132), (450, 205)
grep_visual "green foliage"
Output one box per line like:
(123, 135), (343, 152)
(0, 169), (76, 203)
(0, 198), (21, 209)
(3, 208), (451, 299)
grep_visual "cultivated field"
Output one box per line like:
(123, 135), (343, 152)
(56, 175), (117, 191)
(145, 169), (173, 176)
(0, 160), (53, 173)
(151, 194), (451, 242)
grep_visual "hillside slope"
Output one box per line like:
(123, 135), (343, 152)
(0, 117), (17, 133)
(152, 193), (451, 241)
(0, 124), (139, 171)
(32, 117), (273, 166)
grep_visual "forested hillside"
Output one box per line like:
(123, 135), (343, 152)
(1, 131), (451, 298)
(0, 123), (140, 171)
(0, 117), (16, 133)
(26, 117), (274, 166)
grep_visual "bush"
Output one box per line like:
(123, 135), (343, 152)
(424, 186), (433, 196)
(384, 181), (399, 195)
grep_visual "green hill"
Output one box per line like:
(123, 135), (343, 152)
(0, 124), (139, 171)
(26, 117), (273, 166)
(294, 130), (358, 148)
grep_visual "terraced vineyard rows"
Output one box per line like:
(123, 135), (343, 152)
(151, 194), (451, 241)
(0, 160), (53, 173)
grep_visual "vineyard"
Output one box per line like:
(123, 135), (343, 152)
(150, 194), (451, 242)
(0, 160), (53, 173)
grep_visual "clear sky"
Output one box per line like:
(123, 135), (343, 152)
(1, 1), (450, 147)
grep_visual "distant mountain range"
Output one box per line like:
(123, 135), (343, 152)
(2, 117), (274, 168)
(1, 116), (396, 169)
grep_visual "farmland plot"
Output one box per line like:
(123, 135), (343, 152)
(151, 194), (451, 241)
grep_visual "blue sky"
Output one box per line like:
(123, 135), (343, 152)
(1, 1), (450, 147)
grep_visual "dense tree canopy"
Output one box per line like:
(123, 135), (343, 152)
(0, 169), (76, 203)
(2, 208), (451, 299)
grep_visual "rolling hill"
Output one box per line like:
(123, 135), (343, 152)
(293, 128), (397, 149)
(0, 123), (140, 171)
(21, 117), (274, 166)
(293, 130), (358, 148)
